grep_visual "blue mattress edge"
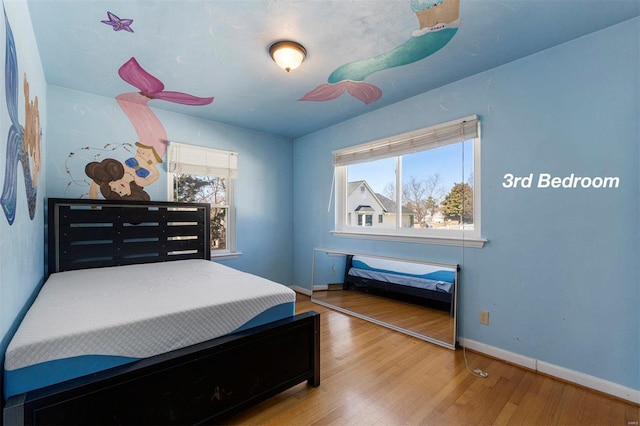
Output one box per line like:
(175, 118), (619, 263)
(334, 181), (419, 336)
(3, 301), (295, 400)
(351, 259), (455, 283)
(4, 354), (138, 400)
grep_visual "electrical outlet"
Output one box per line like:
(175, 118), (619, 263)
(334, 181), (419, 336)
(331, 265), (336, 275)
(479, 310), (489, 325)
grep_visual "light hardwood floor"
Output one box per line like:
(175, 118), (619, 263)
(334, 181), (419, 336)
(226, 294), (639, 425)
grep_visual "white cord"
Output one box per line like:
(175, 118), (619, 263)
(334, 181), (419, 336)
(459, 135), (487, 379)
(327, 169), (335, 212)
(463, 345), (488, 378)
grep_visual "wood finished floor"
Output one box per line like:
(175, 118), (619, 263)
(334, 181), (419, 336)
(226, 294), (639, 426)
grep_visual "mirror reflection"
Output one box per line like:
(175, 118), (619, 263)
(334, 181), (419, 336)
(311, 248), (458, 349)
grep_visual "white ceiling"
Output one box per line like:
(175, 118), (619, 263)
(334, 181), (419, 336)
(26, 0), (640, 138)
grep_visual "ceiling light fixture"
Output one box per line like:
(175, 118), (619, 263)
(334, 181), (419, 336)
(269, 41), (306, 72)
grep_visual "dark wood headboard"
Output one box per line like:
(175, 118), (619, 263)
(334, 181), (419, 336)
(47, 198), (211, 274)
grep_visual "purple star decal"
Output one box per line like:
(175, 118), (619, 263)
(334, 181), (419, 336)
(101, 11), (134, 32)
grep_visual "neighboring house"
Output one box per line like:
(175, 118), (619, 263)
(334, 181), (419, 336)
(424, 208), (445, 227)
(347, 181), (415, 228)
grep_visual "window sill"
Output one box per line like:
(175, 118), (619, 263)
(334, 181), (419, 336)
(211, 251), (242, 261)
(331, 230), (487, 248)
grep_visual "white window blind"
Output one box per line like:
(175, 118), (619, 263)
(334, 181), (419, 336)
(333, 115), (479, 167)
(168, 142), (238, 178)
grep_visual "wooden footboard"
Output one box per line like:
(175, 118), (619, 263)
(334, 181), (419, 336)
(3, 311), (320, 425)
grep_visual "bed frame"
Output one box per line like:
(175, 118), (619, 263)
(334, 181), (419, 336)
(2, 198), (320, 425)
(343, 254), (457, 316)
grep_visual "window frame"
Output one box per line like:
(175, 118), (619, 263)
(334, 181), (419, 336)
(167, 142), (240, 259)
(332, 116), (486, 248)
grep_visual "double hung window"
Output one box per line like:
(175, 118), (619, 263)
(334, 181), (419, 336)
(333, 115), (484, 247)
(167, 142), (238, 257)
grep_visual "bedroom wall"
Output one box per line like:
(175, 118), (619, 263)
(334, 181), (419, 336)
(292, 17), (639, 394)
(44, 86), (294, 286)
(0, 0), (47, 364)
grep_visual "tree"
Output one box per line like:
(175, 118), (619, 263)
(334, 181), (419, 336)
(402, 176), (429, 226)
(423, 174), (445, 217)
(441, 183), (473, 224)
(173, 174), (227, 205)
(401, 174), (445, 227)
(173, 174), (228, 249)
(383, 182), (396, 201)
(173, 174), (208, 202)
(425, 195), (438, 217)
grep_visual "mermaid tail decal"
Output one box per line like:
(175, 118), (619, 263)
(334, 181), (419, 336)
(327, 28), (457, 84)
(116, 57), (214, 161)
(1, 5), (39, 224)
(299, 81), (383, 105)
(4, 7), (17, 126)
(300, 0), (459, 104)
(118, 57), (214, 106)
(1, 127), (23, 224)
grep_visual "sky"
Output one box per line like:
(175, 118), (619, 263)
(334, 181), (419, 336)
(347, 140), (474, 201)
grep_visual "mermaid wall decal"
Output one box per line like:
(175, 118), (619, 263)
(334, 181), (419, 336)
(1, 4), (41, 225)
(82, 57), (214, 201)
(300, 0), (460, 105)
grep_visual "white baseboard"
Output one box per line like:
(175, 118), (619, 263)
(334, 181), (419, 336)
(290, 285), (312, 296)
(459, 337), (640, 405)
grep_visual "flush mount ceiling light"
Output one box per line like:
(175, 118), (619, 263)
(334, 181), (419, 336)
(269, 41), (306, 72)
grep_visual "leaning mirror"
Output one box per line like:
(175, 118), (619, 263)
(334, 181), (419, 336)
(311, 248), (458, 349)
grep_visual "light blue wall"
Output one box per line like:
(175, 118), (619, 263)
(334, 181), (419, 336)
(0, 0), (47, 357)
(45, 86), (294, 285)
(293, 18), (639, 391)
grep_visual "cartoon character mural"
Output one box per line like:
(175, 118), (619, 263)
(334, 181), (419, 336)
(70, 56), (213, 201)
(1, 4), (42, 225)
(300, 0), (460, 104)
(58, 12), (213, 201)
(81, 57), (213, 201)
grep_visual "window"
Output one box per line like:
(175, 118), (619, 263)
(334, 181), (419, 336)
(167, 142), (238, 257)
(333, 115), (484, 247)
(357, 213), (373, 226)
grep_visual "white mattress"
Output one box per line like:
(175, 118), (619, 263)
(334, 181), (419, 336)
(4, 259), (295, 398)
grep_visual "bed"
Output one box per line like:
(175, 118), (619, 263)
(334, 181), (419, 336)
(343, 254), (458, 316)
(2, 198), (320, 425)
